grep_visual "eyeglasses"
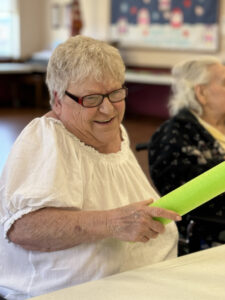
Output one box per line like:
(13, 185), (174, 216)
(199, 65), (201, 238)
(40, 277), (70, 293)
(65, 86), (128, 108)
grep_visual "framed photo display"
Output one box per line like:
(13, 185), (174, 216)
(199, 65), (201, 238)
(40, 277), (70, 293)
(110, 0), (220, 52)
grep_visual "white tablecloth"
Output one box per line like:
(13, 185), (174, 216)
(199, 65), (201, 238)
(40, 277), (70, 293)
(31, 245), (225, 300)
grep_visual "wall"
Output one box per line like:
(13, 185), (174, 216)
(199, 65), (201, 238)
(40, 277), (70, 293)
(18, 0), (225, 66)
(42, 0), (71, 50)
(41, 0), (225, 67)
(42, 0), (111, 49)
(18, 0), (46, 59)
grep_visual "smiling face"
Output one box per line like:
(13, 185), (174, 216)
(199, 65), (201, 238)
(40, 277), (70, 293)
(52, 78), (126, 153)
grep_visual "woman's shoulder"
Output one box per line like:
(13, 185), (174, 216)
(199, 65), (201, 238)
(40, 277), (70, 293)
(151, 109), (201, 142)
(16, 115), (62, 141)
(160, 109), (198, 129)
(11, 115), (76, 158)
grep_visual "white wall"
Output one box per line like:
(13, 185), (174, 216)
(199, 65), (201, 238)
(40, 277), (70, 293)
(42, 0), (111, 49)
(80, 0), (110, 41)
(19, 0), (45, 58)
(42, 0), (71, 50)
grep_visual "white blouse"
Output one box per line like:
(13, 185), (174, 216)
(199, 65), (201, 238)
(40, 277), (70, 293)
(0, 117), (178, 299)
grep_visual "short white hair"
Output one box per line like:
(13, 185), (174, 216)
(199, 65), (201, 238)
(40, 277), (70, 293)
(168, 56), (221, 117)
(46, 35), (126, 107)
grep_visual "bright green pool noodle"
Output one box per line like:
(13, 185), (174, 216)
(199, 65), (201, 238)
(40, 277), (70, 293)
(150, 161), (225, 224)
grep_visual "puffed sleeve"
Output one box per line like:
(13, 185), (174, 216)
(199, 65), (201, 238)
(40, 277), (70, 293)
(0, 117), (83, 238)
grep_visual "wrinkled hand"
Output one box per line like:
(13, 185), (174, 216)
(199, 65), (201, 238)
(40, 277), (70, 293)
(106, 199), (181, 243)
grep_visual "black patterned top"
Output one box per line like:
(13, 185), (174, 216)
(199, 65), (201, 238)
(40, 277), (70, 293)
(148, 108), (225, 217)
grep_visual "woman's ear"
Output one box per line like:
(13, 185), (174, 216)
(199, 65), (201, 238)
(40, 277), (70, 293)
(194, 85), (207, 106)
(52, 91), (62, 115)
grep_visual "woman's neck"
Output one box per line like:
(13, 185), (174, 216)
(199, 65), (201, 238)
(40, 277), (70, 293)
(44, 110), (122, 154)
(201, 112), (225, 135)
(96, 135), (122, 154)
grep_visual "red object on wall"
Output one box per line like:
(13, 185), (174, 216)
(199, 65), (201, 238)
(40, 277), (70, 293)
(70, 0), (82, 36)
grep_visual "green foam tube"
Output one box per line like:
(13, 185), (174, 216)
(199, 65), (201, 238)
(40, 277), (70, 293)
(150, 161), (225, 224)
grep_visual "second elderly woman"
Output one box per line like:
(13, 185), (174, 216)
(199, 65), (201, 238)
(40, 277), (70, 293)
(148, 56), (225, 251)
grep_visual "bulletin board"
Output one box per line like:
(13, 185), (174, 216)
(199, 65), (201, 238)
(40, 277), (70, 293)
(110, 0), (220, 52)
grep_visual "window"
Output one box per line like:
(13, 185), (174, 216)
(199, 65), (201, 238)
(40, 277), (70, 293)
(0, 0), (19, 58)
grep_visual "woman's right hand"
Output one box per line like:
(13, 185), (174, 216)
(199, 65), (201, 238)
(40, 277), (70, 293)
(106, 199), (181, 243)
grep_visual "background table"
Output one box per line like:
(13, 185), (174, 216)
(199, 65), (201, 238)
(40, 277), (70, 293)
(32, 244), (225, 300)
(0, 63), (47, 108)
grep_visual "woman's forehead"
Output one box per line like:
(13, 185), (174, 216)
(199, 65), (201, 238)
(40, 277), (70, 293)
(68, 78), (122, 94)
(207, 64), (225, 84)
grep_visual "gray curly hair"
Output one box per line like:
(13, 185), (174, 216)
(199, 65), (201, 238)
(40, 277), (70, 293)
(46, 35), (126, 107)
(168, 56), (221, 117)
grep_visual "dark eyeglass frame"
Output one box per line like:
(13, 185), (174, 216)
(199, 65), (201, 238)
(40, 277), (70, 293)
(65, 86), (128, 108)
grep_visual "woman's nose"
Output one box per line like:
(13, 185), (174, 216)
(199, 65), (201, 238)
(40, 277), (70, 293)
(98, 96), (114, 113)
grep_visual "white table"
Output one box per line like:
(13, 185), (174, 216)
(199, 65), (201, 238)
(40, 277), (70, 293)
(0, 63), (46, 74)
(31, 245), (225, 300)
(0, 63), (172, 85)
(125, 70), (173, 85)
(31, 49), (174, 86)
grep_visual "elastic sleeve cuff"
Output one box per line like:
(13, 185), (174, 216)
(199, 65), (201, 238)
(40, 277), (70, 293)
(3, 206), (44, 241)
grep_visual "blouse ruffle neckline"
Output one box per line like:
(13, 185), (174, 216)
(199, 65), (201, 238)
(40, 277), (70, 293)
(46, 117), (130, 162)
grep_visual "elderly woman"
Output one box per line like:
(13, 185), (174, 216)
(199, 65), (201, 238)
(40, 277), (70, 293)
(148, 56), (225, 250)
(0, 36), (180, 299)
